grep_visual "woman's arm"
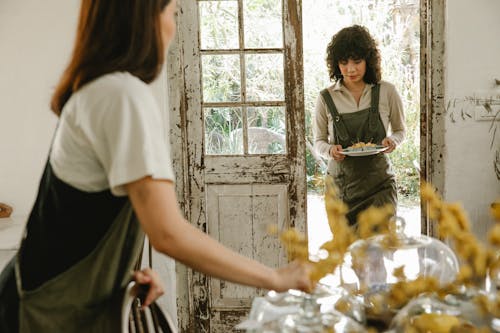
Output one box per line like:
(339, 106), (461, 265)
(126, 176), (312, 293)
(387, 85), (406, 145)
(313, 94), (336, 159)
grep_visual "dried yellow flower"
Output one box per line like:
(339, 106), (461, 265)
(392, 266), (406, 281)
(410, 313), (460, 333)
(491, 201), (500, 221)
(279, 228), (308, 261)
(273, 178), (500, 332)
(356, 204), (394, 239)
(266, 224), (278, 236)
(334, 298), (351, 313)
(488, 224), (500, 246)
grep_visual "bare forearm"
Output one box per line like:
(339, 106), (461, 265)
(163, 221), (278, 289)
(127, 177), (279, 290)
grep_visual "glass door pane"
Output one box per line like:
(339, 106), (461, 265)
(245, 53), (284, 102)
(199, 1), (239, 50)
(247, 106), (286, 154)
(202, 54), (241, 103)
(243, 0), (283, 48)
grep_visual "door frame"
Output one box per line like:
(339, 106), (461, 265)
(420, 0), (445, 237)
(166, 0), (306, 331)
(165, 0), (446, 331)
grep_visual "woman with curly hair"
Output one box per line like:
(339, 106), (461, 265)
(313, 25), (406, 225)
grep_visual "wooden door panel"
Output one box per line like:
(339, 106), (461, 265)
(205, 156), (290, 183)
(207, 184), (288, 309)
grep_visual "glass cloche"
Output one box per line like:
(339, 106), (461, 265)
(337, 217), (460, 327)
(388, 291), (496, 332)
(237, 285), (368, 333)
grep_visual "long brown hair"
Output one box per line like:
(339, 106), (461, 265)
(50, 0), (170, 115)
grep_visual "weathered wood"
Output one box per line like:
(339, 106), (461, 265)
(207, 184), (288, 309)
(283, 0), (306, 234)
(165, 8), (192, 331)
(171, 1), (307, 332)
(205, 155), (290, 183)
(420, 0), (445, 237)
(173, 0), (209, 332)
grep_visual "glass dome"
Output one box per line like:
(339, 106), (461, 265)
(388, 292), (495, 332)
(336, 217), (460, 328)
(339, 218), (460, 293)
(238, 286), (368, 333)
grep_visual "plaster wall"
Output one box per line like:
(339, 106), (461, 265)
(0, 0), (177, 324)
(444, 0), (500, 239)
(0, 0), (79, 219)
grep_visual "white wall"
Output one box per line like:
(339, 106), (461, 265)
(444, 0), (500, 239)
(0, 1), (178, 324)
(0, 0), (80, 218)
(0, 1), (175, 218)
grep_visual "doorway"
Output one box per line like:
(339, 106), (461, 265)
(167, 0), (446, 330)
(302, 0), (422, 254)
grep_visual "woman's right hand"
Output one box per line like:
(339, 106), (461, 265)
(133, 267), (165, 307)
(329, 145), (345, 162)
(272, 260), (314, 293)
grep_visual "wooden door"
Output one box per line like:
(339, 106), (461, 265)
(167, 0), (306, 331)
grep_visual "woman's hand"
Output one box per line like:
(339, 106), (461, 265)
(272, 260), (314, 293)
(382, 137), (396, 153)
(329, 145), (345, 162)
(133, 267), (165, 307)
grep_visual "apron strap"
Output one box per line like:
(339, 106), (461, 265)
(320, 89), (350, 144)
(368, 84), (382, 133)
(133, 238), (154, 271)
(370, 84), (381, 110)
(133, 238), (147, 271)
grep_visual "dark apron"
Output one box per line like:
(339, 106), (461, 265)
(320, 84), (397, 225)
(0, 161), (145, 332)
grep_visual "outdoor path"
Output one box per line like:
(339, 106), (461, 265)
(307, 194), (420, 253)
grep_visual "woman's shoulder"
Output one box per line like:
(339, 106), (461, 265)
(69, 72), (155, 116)
(63, 72), (157, 125)
(320, 82), (341, 96)
(378, 80), (397, 90)
(377, 80), (399, 94)
(80, 72), (151, 99)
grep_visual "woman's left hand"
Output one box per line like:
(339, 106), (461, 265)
(133, 267), (165, 307)
(382, 137), (396, 153)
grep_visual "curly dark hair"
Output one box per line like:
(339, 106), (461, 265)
(326, 25), (381, 84)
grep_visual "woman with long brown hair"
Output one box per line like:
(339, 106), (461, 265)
(0, 0), (312, 331)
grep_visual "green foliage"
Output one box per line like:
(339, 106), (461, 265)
(204, 108), (243, 154)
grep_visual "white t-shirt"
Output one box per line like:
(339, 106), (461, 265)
(50, 72), (175, 196)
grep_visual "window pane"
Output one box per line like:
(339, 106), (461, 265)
(248, 107), (286, 154)
(199, 1), (239, 50)
(244, 0), (283, 48)
(202, 54), (241, 103)
(245, 54), (284, 101)
(204, 107), (243, 155)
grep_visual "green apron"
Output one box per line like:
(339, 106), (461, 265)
(15, 202), (145, 332)
(321, 84), (397, 225)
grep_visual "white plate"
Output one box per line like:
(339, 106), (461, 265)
(339, 145), (388, 156)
